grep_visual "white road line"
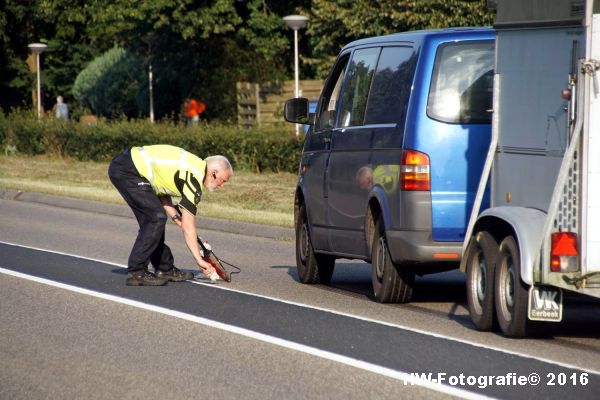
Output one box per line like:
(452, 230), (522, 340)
(1, 240), (599, 377)
(0, 266), (484, 400)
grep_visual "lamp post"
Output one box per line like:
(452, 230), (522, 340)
(142, 35), (155, 123)
(28, 43), (48, 119)
(283, 15), (309, 135)
(148, 53), (154, 123)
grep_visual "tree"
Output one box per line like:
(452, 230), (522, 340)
(74, 0), (294, 119)
(0, 0), (494, 119)
(0, 0), (103, 112)
(0, 0), (39, 110)
(307, 0), (494, 77)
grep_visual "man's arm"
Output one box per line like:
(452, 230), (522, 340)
(159, 196), (215, 276)
(179, 209), (216, 277)
(159, 196), (182, 227)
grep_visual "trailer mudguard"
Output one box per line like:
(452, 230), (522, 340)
(477, 206), (547, 286)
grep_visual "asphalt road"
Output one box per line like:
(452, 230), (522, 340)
(1, 196), (599, 399)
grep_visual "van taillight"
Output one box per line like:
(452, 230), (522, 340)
(550, 232), (578, 272)
(401, 150), (430, 191)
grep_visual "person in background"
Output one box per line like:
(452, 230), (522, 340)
(108, 144), (233, 286)
(183, 98), (206, 126)
(55, 96), (69, 120)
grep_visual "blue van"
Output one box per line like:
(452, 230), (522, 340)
(285, 28), (494, 303)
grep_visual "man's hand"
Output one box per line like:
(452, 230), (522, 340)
(197, 257), (216, 277)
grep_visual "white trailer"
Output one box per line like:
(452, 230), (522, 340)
(462, 0), (600, 337)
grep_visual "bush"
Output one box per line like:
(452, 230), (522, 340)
(72, 47), (145, 118)
(0, 111), (303, 173)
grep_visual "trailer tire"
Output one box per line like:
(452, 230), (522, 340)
(371, 217), (414, 303)
(295, 204), (335, 284)
(494, 235), (530, 337)
(465, 231), (498, 331)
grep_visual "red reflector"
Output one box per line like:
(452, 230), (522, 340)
(433, 253), (460, 259)
(551, 232), (578, 256)
(401, 149), (430, 191)
(550, 232), (578, 273)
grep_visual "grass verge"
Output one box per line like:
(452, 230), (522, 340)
(0, 154), (296, 228)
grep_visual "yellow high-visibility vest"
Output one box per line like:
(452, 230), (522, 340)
(131, 145), (206, 215)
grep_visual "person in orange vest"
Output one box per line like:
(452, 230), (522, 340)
(183, 98), (206, 126)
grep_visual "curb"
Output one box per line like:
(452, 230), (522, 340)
(0, 189), (294, 241)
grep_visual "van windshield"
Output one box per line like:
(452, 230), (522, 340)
(427, 41), (494, 124)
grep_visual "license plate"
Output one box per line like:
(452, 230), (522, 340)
(528, 286), (563, 322)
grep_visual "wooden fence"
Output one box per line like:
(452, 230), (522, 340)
(236, 80), (323, 128)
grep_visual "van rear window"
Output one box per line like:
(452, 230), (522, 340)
(427, 41), (494, 124)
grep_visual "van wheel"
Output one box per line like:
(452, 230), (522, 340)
(295, 205), (335, 284)
(465, 231), (498, 331)
(494, 235), (530, 337)
(371, 218), (414, 303)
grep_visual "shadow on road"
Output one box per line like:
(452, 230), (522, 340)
(111, 268), (128, 275)
(278, 261), (600, 340)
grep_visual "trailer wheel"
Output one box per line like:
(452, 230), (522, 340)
(295, 204), (335, 284)
(465, 231), (498, 331)
(494, 235), (530, 337)
(371, 217), (414, 303)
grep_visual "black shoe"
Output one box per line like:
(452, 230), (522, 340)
(155, 266), (194, 282)
(126, 271), (168, 286)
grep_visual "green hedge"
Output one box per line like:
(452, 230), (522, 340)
(0, 111), (304, 173)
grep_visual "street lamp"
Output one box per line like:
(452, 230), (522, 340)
(283, 14), (309, 135)
(28, 43), (48, 119)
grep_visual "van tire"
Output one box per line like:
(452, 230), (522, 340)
(494, 235), (530, 337)
(465, 231), (498, 331)
(371, 218), (414, 303)
(295, 205), (335, 284)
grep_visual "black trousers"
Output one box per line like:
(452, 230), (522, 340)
(108, 149), (175, 274)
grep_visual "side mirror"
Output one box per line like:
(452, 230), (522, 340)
(284, 98), (310, 124)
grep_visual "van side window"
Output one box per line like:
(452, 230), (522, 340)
(315, 56), (349, 131)
(365, 46), (416, 126)
(427, 41), (494, 124)
(338, 47), (380, 127)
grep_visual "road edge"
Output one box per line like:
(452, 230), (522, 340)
(0, 189), (294, 241)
